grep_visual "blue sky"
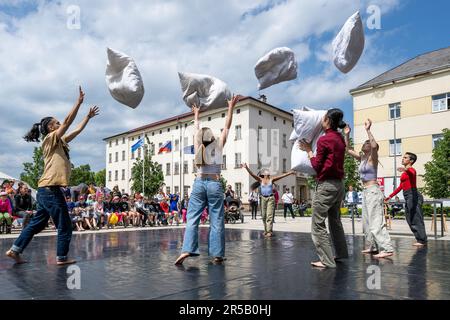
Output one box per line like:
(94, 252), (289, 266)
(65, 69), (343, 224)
(0, 0), (449, 178)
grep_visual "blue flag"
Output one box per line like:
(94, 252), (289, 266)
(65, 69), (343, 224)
(183, 145), (195, 155)
(131, 138), (144, 152)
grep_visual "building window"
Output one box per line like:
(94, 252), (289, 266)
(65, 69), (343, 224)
(115, 152), (118, 162)
(258, 126), (263, 141)
(432, 93), (450, 112)
(132, 137), (134, 141)
(174, 162), (179, 175)
(166, 186), (170, 194)
(122, 137), (125, 144)
(236, 109), (240, 114)
(160, 130), (162, 134)
(235, 183), (242, 198)
(159, 142), (162, 150)
(122, 151), (125, 161)
(389, 103), (401, 120)
(121, 169), (125, 181)
(282, 134), (287, 148)
(259, 110), (262, 116)
(432, 134), (444, 149)
(222, 113), (225, 118)
(115, 139), (118, 146)
(389, 139), (402, 156)
(274, 116), (277, 121)
(183, 137), (188, 147)
(273, 130), (278, 146)
(109, 141), (112, 148)
(114, 170), (118, 181)
(168, 128), (170, 132)
(175, 139), (179, 152)
(152, 132), (155, 136)
(109, 153), (112, 164)
(222, 155), (227, 170)
(183, 161), (189, 174)
(137, 148), (141, 159)
(258, 153), (262, 169)
(108, 171), (112, 182)
(174, 186), (179, 194)
(166, 163), (171, 176)
(208, 116), (212, 121)
(273, 157), (278, 171)
(235, 153), (242, 168)
(183, 186), (190, 197)
(150, 144), (155, 156)
(192, 160), (197, 173)
(283, 120), (286, 125)
(235, 125), (242, 140)
(176, 126), (178, 130)
(283, 159), (287, 173)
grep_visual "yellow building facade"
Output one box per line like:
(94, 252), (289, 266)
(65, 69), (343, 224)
(350, 47), (450, 197)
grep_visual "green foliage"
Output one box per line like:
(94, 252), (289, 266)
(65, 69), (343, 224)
(344, 137), (361, 192)
(20, 147), (44, 189)
(219, 175), (227, 193)
(70, 164), (95, 186)
(422, 129), (450, 199)
(94, 169), (106, 187)
(130, 147), (164, 197)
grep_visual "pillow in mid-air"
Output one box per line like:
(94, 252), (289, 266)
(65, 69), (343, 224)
(105, 48), (145, 108)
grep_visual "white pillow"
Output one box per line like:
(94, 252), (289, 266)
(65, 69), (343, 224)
(292, 107), (326, 143)
(332, 11), (365, 74)
(254, 47), (298, 90)
(291, 135), (321, 176)
(289, 129), (298, 142)
(178, 72), (231, 110)
(105, 48), (145, 108)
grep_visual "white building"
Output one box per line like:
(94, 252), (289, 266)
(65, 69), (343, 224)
(103, 96), (310, 204)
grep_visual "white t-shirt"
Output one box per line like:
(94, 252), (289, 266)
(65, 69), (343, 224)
(346, 192), (354, 203)
(282, 193), (294, 204)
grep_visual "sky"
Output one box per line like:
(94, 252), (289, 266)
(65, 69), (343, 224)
(1, 0), (449, 178)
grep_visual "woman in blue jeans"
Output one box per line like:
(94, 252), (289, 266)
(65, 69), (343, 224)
(6, 87), (99, 265)
(175, 95), (240, 265)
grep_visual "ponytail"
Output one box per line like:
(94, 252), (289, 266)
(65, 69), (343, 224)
(23, 117), (53, 142)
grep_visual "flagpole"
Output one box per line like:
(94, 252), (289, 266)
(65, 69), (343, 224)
(142, 132), (145, 197)
(171, 134), (174, 193)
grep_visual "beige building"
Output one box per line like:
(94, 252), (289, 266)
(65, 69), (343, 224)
(103, 96), (310, 204)
(350, 46), (450, 197)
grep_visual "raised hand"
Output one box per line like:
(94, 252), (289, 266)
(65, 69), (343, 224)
(364, 119), (372, 131)
(227, 94), (240, 109)
(78, 86), (85, 105)
(344, 125), (351, 135)
(191, 103), (200, 115)
(241, 163), (248, 169)
(88, 106), (100, 119)
(298, 139), (312, 153)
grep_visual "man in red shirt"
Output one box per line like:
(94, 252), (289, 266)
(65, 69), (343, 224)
(385, 152), (427, 246)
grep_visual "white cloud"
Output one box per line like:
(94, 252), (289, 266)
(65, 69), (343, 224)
(0, 0), (402, 177)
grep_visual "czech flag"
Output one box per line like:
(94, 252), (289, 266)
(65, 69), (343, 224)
(158, 141), (172, 154)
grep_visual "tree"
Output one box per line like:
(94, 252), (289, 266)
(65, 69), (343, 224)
(219, 175), (227, 194)
(95, 169), (106, 186)
(422, 128), (450, 199)
(20, 147), (44, 189)
(70, 164), (95, 186)
(344, 137), (361, 192)
(130, 147), (164, 197)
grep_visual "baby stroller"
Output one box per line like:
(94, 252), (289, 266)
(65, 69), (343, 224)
(225, 199), (244, 224)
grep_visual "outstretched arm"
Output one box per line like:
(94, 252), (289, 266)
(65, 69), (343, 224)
(192, 104), (201, 151)
(241, 163), (261, 182)
(220, 95), (240, 147)
(55, 86), (85, 139)
(365, 119), (378, 164)
(344, 125), (361, 160)
(272, 170), (296, 183)
(64, 106), (100, 143)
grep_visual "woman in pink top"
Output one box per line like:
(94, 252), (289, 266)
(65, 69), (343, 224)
(0, 191), (13, 233)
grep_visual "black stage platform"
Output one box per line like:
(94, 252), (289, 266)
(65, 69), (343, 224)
(1, 227), (449, 300)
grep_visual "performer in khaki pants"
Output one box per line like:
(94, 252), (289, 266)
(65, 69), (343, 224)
(299, 108), (349, 268)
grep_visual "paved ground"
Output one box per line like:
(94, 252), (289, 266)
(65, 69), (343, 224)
(1, 217), (450, 300)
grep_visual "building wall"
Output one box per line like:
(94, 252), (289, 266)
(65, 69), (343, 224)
(105, 99), (310, 203)
(352, 70), (450, 195)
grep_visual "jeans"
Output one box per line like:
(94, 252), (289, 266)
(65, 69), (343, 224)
(181, 178), (225, 258)
(11, 187), (73, 262)
(404, 188), (427, 244)
(311, 179), (348, 268)
(283, 203), (295, 219)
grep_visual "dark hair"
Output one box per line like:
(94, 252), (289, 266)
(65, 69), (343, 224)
(23, 117), (53, 142)
(405, 152), (417, 164)
(326, 108), (346, 131)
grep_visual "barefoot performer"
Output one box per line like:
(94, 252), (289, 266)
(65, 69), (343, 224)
(175, 95), (240, 265)
(6, 87), (100, 265)
(299, 108), (349, 269)
(241, 164), (296, 238)
(344, 119), (394, 258)
(385, 152), (427, 247)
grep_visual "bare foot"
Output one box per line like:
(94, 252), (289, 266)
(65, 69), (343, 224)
(311, 261), (326, 268)
(6, 250), (27, 264)
(373, 251), (394, 258)
(413, 242), (426, 247)
(56, 259), (77, 266)
(175, 253), (191, 265)
(212, 257), (225, 264)
(362, 249), (377, 254)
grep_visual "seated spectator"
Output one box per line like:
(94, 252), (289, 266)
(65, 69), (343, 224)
(390, 196), (403, 218)
(120, 194), (132, 227)
(299, 201), (308, 217)
(14, 184), (34, 228)
(112, 185), (122, 199)
(135, 196), (149, 227)
(75, 195), (95, 230)
(168, 193), (180, 226)
(71, 183), (88, 202)
(108, 196), (122, 228)
(0, 190), (13, 234)
(292, 199), (300, 216)
(93, 194), (106, 229)
(180, 194), (189, 224)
